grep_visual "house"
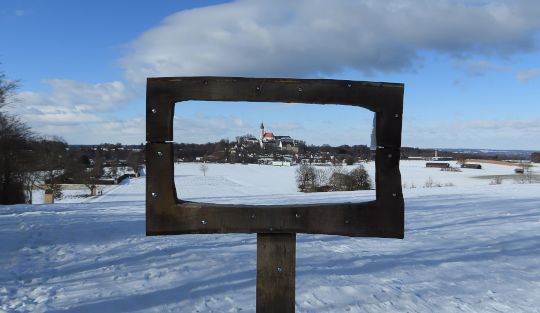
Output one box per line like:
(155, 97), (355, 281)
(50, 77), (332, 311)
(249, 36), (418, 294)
(272, 160), (292, 166)
(259, 123), (303, 152)
(278, 137), (300, 153)
(426, 162), (450, 168)
(461, 163), (482, 169)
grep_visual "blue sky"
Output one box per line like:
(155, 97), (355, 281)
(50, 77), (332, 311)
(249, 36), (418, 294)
(1, 0), (539, 149)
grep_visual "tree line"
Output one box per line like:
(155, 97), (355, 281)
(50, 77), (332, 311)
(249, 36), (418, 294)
(174, 139), (373, 164)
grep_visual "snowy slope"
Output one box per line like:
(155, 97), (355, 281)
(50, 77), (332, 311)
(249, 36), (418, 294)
(1, 163), (540, 312)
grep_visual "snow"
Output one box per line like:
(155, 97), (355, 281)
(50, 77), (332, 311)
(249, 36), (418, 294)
(2, 161), (540, 312)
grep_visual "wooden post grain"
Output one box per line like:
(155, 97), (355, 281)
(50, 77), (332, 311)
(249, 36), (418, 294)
(256, 233), (296, 313)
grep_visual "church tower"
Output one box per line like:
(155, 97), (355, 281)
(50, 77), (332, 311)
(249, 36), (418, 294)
(260, 122), (265, 148)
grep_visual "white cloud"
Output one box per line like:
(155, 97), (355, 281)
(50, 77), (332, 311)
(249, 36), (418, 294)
(403, 118), (540, 150)
(16, 80), (133, 120)
(29, 117), (146, 144)
(21, 107), (103, 126)
(121, 0), (540, 83)
(516, 68), (540, 82)
(8, 79), (140, 143)
(18, 79), (133, 113)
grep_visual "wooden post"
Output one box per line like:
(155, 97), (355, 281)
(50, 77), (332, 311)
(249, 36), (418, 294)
(256, 233), (296, 313)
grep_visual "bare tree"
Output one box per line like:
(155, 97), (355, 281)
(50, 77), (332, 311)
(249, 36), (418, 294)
(515, 164), (535, 184)
(79, 159), (104, 196)
(0, 70), (17, 109)
(20, 171), (41, 204)
(295, 164), (317, 192)
(424, 177), (435, 188)
(328, 165), (372, 191)
(127, 151), (143, 176)
(0, 71), (32, 204)
(349, 165), (372, 190)
(199, 163), (209, 177)
(0, 120), (31, 203)
(490, 176), (503, 185)
(110, 159), (119, 178)
(33, 138), (68, 200)
(314, 167), (331, 189)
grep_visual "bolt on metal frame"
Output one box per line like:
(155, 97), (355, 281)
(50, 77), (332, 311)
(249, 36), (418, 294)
(146, 76), (405, 313)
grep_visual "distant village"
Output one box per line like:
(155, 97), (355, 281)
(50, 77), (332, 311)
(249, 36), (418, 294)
(172, 123), (540, 167)
(174, 122), (371, 166)
(66, 123), (539, 170)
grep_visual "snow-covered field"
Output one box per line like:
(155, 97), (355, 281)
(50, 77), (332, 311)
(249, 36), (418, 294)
(2, 161), (540, 312)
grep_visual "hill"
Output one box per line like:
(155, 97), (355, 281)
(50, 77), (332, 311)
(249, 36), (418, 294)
(1, 162), (539, 312)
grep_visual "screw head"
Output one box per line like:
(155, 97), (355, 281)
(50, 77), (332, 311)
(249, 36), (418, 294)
(347, 83), (352, 88)
(157, 151), (163, 157)
(201, 219), (208, 225)
(250, 214), (256, 219)
(392, 193), (397, 197)
(394, 114), (399, 118)
(151, 108), (157, 114)
(298, 87), (303, 92)
(277, 267), (283, 272)
(256, 86), (261, 91)
(295, 213), (301, 218)
(151, 192), (158, 198)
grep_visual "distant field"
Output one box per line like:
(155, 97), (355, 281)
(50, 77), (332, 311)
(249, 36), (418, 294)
(28, 160), (538, 204)
(466, 159), (527, 166)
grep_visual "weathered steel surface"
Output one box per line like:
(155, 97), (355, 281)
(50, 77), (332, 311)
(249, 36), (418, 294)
(146, 76), (404, 238)
(256, 233), (296, 313)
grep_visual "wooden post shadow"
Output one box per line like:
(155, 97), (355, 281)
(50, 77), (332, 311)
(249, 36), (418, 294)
(146, 77), (405, 312)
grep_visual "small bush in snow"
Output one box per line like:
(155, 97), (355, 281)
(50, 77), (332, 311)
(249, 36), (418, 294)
(296, 164), (317, 192)
(199, 163), (209, 177)
(423, 177), (454, 188)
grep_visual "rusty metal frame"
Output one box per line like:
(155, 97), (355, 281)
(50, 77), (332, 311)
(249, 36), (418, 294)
(146, 77), (404, 238)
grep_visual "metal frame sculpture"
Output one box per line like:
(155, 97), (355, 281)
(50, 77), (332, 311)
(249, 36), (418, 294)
(146, 77), (404, 313)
